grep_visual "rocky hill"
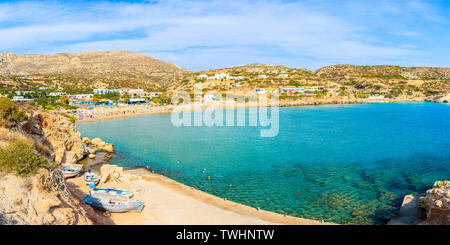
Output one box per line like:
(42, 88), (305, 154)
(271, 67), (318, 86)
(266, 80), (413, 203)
(0, 51), (188, 92)
(0, 51), (449, 96)
(315, 65), (450, 80)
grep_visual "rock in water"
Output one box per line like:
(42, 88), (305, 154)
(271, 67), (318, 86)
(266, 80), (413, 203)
(420, 181), (450, 225)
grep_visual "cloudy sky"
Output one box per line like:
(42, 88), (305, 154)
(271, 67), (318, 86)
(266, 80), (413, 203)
(0, 0), (449, 71)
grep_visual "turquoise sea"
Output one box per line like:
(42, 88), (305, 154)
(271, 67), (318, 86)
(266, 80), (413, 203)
(77, 102), (450, 224)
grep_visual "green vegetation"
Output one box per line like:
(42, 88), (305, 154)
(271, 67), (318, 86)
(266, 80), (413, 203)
(93, 92), (121, 101)
(0, 97), (28, 128)
(149, 94), (172, 104)
(0, 140), (47, 177)
(33, 97), (70, 110)
(60, 112), (76, 123)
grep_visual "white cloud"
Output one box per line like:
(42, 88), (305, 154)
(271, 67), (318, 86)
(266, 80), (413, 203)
(0, 0), (446, 70)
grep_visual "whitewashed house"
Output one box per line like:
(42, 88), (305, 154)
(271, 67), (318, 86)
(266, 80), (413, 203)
(212, 73), (230, 80)
(48, 92), (65, 97)
(258, 75), (267, 79)
(12, 96), (34, 102)
(197, 74), (208, 79)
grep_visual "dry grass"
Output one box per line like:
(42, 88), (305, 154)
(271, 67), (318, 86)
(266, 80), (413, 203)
(0, 128), (30, 144)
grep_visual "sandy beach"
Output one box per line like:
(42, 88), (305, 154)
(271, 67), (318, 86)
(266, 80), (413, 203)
(67, 167), (332, 225)
(75, 96), (364, 123)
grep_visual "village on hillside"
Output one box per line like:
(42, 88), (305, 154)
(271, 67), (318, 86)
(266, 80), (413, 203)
(1, 63), (449, 121)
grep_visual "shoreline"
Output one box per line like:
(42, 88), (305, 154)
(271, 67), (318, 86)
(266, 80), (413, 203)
(75, 99), (364, 123)
(123, 167), (334, 225)
(74, 98), (429, 123)
(72, 98), (433, 225)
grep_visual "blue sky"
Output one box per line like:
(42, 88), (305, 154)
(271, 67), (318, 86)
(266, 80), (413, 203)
(0, 0), (449, 71)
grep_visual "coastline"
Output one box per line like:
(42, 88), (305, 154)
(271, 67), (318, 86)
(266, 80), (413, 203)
(74, 97), (430, 123)
(67, 165), (333, 225)
(75, 98), (365, 123)
(71, 98), (436, 225)
(127, 167), (334, 225)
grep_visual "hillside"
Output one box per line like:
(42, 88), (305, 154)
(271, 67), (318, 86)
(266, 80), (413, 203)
(315, 65), (450, 80)
(0, 51), (188, 92)
(0, 50), (448, 98)
(175, 64), (449, 98)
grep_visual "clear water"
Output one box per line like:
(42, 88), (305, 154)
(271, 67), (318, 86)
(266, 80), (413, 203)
(77, 102), (450, 224)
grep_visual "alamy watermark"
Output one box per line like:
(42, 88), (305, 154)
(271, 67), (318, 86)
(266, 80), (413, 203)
(170, 84), (279, 137)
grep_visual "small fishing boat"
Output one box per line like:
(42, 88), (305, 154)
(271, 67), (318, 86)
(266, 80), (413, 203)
(84, 172), (100, 185)
(61, 164), (83, 179)
(89, 187), (133, 201)
(82, 195), (144, 213)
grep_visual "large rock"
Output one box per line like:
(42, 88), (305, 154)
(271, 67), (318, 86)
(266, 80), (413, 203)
(420, 181), (450, 225)
(387, 194), (425, 225)
(85, 137), (115, 153)
(0, 169), (93, 225)
(20, 110), (87, 165)
(99, 164), (131, 189)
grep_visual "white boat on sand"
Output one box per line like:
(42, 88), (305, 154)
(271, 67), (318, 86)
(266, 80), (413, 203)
(61, 164), (83, 179)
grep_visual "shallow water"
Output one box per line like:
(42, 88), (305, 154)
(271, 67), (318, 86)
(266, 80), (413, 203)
(77, 102), (450, 224)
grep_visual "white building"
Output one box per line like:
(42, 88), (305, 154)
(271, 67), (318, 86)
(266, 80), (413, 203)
(210, 73), (230, 80)
(278, 74), (289, 78)
(93, 89), (122, 95)
(258, 75), (267, 79)
(48, 92), (65, 97)
(197, 75), (208, 79)
(12, 96), (34, 102)
(39, 86), (50, 90)
(15, 91), (34, 95)
(248, 68), (259, 72)
(68, 94), (94, 100)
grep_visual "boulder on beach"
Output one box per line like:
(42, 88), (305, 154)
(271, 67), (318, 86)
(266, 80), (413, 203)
(99, 164), (131, 189)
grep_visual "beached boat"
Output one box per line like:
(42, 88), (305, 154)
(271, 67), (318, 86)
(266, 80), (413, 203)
(82, 195), (144, 213)
(89, 187), (133, 201)
(84, 172), (100, 185)
(61, 164), (83, 178)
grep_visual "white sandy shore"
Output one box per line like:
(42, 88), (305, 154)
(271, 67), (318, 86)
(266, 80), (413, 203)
(67, 168), (333, 225)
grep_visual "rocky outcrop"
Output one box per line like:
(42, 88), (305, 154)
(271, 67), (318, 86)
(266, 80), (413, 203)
(387, 194), (425, 225)
(0, 169), (93, 225)
(420, 181), (450, 225)
(83, 137), (115, 154)
(20, 109), (87, 165)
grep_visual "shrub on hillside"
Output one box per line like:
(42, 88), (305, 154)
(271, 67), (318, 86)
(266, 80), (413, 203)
(60, 113), (76, 123)
(0, 140), (47, 177)
(0, 97), (28, 128)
